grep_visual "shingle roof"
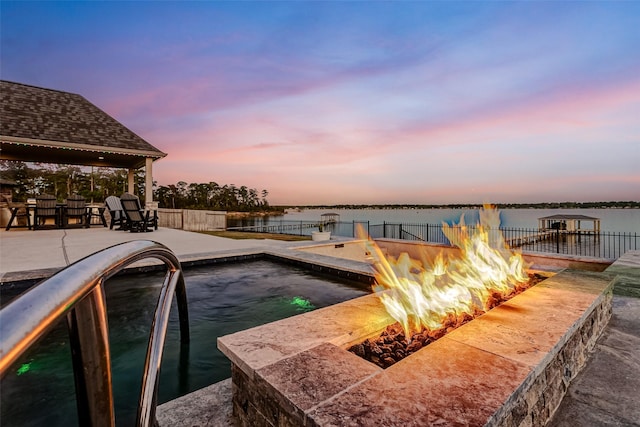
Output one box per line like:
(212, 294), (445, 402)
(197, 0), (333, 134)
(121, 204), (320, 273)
(538, 214), (600, 220)
(0, 80), (166, 168)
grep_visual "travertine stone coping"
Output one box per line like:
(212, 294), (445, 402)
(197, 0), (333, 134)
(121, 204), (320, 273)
(608, 250), (640, 271)
(218, 269), (614, 427)
(218, 292), (394, 378)
(606, 250), (640, 298)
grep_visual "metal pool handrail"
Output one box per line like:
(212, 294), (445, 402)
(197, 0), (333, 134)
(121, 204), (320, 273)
(0, 240), (190, 427)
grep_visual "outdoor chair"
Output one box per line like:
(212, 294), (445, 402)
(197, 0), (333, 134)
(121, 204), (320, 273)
(123, 193), (158, 230)
(33, 194), (58, 229)
(63, 194), (89, 228)
(105, 195), (126, 230)
(4, 201), (32, 231)
(120, 193), (155, 232)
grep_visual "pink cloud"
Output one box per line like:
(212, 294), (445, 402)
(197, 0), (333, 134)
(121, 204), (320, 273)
(401, 74), (640, 148)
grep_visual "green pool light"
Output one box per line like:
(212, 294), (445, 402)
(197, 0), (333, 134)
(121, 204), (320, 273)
(17, 362), (32, 376)
(290, 296), (315, 311)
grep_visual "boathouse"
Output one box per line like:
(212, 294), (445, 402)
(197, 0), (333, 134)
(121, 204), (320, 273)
(537, 214), (601, 233)
(321, 212), (340, 223)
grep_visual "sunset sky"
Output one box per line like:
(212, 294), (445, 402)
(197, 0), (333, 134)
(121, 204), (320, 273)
(2, 1), (639, 205)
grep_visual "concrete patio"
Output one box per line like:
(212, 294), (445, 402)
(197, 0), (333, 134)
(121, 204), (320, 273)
(0, 227), (638, 426)
(0, 226), (293, 283)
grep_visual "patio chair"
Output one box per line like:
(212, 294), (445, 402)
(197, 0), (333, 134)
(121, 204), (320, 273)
(120, 193), (154, 232)
(4, 201), (32, 231)
(122, 193), (158, 230)
(33, 194), (58, 230)
(63, 194), (89, 228)
(105, 195), (126, 230)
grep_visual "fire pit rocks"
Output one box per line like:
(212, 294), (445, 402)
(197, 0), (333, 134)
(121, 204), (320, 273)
(218, 269), (613, 427)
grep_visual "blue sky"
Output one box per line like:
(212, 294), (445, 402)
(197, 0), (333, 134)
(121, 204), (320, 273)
(2, 1), (639, 204)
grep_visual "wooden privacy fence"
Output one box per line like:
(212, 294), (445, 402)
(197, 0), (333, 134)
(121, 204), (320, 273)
(157, 208), (226, 231)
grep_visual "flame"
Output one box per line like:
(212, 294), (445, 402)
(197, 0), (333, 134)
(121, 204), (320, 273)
(368, 204), (530, 339)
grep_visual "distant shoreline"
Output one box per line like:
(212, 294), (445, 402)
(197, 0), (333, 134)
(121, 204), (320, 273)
(226, 211), (284, 218)
(275, 201), (640, 210)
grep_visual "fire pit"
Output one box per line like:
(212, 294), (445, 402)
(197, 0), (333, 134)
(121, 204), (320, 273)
(218, 207), (614, 426)
(348, 272), (546, 369)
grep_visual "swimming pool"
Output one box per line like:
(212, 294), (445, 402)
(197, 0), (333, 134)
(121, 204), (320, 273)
(0, 259), (370, 426)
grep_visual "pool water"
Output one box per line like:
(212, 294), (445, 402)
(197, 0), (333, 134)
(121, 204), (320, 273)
(0, 259), (369, 426)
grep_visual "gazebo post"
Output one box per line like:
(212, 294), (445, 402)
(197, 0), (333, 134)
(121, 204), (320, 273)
(144, 157), (153, 206)
(127, 169), (135, 194)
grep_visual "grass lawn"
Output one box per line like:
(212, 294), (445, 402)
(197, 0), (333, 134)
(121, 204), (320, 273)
(200, 230), (311, 241)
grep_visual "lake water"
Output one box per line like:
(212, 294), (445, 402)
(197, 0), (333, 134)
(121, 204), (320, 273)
(231, 208), (639, 233)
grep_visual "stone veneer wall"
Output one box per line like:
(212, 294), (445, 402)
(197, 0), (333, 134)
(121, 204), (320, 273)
(232, 364), (295, 427)
(492, 291), (612, 427)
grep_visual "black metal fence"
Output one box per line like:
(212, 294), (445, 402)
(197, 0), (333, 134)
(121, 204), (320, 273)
(367, 222), (638, 260)
(227, 220), (638, 260)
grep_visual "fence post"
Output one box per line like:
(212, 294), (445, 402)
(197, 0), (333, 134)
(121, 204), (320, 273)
(399, 224), (403, 240)
(556, 228), (560, 253)
(383, 221), (386, 238)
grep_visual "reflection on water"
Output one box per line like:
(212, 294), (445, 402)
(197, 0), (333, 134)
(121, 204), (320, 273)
(1, 260), (368, 427)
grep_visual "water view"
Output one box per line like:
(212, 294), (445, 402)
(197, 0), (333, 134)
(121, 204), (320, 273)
(229, 207), (639, 233)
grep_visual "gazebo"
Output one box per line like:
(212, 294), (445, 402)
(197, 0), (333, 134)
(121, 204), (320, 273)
(0, 80), (166, 207)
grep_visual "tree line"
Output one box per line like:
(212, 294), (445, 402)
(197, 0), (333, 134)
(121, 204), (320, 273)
(155, 182), (273, 211)
(0, 161), (275, 212)
(282, 201), (640, 209)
